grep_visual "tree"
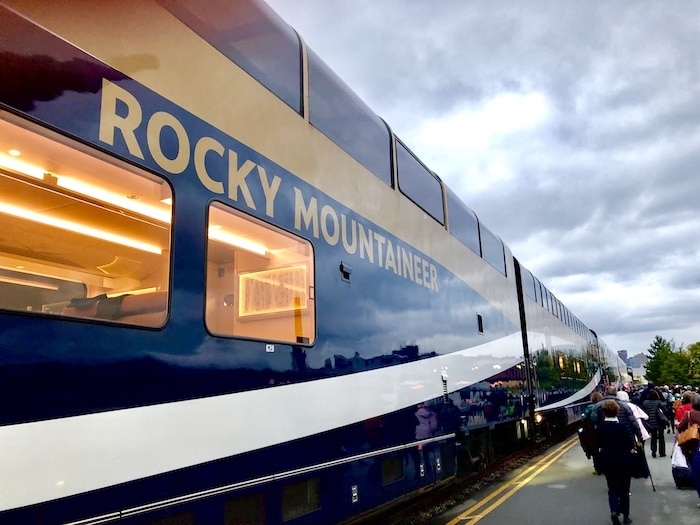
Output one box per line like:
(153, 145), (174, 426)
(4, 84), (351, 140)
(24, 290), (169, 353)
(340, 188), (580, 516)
(644, 335), (672, 384)
(643, 336), (700, 387)
(687, 342), (700, 384)
(659, 349), (690, 386)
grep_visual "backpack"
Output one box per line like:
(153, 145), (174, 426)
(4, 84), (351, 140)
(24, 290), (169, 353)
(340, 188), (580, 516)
(578, 419), (598, 458)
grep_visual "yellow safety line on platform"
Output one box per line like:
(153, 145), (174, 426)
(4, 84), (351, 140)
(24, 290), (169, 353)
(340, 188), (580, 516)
(446, 436), (579, 525)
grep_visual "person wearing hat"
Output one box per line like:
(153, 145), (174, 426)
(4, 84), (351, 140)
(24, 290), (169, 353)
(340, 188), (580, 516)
(617, 390), (650, 444)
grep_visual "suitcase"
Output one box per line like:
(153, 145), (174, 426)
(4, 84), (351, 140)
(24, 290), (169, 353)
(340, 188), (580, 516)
(672, 465), (694, 488)
(671, 442), (695, 489)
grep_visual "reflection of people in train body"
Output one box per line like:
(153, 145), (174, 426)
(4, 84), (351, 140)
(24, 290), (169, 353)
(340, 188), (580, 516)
(415, 403), (438, 439)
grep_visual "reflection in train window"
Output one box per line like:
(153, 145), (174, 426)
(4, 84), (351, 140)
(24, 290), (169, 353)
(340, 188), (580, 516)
(396, 139), (444, 224)
(309, 48), (392, 186)
(446, 187), (480, 255)
(205, 202), (315, 345)
(159, 0), (302, 113)
(478, 222), (506, 276)
(0, 116), (171, 326)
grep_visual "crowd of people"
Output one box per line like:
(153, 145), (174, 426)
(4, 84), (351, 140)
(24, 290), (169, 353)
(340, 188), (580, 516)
(579, 381), (700, 524)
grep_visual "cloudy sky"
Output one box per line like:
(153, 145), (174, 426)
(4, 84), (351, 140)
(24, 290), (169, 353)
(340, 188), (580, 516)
(265, 0), (700, 357)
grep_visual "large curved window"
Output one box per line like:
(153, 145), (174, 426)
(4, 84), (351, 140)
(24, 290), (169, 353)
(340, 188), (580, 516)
(396, 140), (444, 224)
(206, 202), (315, 345)
(446, 187), (480, 255)
(479, 222), (506, 276)
(520, 265), (537, 301)
(0, 115), (171, 326)
(308, 49), (392, 186)
(159, 0), (302, 112)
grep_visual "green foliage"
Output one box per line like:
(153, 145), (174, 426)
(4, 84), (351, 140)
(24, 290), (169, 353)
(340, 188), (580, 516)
(644, 335), (699, 386)
(688, 342), (700, 383)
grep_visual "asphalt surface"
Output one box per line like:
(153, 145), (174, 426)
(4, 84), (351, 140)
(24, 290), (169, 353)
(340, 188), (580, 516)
(430, 431), (699, 525)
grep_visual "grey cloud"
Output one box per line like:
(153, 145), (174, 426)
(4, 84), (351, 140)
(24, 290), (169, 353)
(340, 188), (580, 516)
(267, 0), (700, 353)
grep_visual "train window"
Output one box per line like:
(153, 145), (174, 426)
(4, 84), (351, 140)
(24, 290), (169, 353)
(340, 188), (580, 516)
(0, 116), (171, 326)
(478, 223), (506, 276)
(308, 49), (392, 186)
(158, 0), (302, 113)
(445, 187), (480, 255)
(520, 267), (536, 301)
(396, 140), (445, 224)
(281, 477), (320, 522)
(205, 202), (315, 344)
(225, 493), (266, 525)
(381, 455), (404, 485)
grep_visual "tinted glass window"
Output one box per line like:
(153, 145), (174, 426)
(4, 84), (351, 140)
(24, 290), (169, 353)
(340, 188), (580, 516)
(0, 117), (171, 327)
(446, 188), (480, 255)
(479, 223), (506, 275)
(282, 478), (320, 522)
(225, 493), (265, 525)
(381, 456), (405, 485)
(396, 141), (444, 224)
(159, 0), (302, 112)
(308, 49), (391, 185)
(521, 266), (536, 300)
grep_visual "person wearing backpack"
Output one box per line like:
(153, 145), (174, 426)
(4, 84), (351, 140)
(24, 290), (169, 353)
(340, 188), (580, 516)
(580, 391), (603, 473)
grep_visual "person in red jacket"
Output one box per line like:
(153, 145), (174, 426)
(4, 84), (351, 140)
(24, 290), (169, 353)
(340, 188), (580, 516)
(675, 390), (694, 430)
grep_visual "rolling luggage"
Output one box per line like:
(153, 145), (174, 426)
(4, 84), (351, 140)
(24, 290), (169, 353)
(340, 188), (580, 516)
(671, 442), (694, 489)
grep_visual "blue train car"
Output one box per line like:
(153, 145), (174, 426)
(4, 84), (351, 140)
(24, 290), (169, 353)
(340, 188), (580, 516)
(0, 1), (615, 523)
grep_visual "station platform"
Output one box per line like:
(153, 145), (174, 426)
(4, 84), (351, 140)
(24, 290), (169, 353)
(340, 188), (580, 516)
(430, 431), (699, 525)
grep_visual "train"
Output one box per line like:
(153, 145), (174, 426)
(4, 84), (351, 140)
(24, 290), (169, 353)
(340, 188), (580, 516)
(0, 1), (630, 524)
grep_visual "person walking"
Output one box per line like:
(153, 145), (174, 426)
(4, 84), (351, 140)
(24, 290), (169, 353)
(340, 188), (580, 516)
(617, 391), (650, 446)
(595, 385), (642, 441)
(677, 394), (700, 509)
(597, 399), (635, 525)
(642, 390), (669, 457)
(675, 390), (694, 431)
(580, 391), (604, 473)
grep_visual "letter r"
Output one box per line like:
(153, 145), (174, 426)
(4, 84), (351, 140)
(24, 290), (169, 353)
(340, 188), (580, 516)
(99, 79), (145, 159)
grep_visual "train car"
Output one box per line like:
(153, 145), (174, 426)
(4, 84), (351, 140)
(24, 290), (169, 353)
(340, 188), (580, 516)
(512, 262), (602, 430)
(0, 1), (613, 523)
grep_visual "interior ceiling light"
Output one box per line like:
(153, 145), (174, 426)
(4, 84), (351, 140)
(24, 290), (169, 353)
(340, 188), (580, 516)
(0, 201), (163, 254)
(56, 177), (171, 224)
(208, 227), (267, 256)
(0, 152), (45, 179)
(0, 275), (59, 290)
(0, 153), (172, 223)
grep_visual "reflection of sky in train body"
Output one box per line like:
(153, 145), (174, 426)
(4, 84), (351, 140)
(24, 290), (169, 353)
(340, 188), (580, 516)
(314, 251), (516, 365)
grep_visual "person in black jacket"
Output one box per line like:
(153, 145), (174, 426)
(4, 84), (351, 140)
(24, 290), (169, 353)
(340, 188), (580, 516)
(594, 386), (642, 442)
(641, 389), (669, 457)
(597, 399), (635, 525)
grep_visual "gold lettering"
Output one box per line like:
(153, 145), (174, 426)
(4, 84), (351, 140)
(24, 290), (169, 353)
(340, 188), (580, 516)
(294, 187), (319, 238)
(99, 79), (144, 159)
(227, 150), (257, 209)
(320, 204), (339, 246)
(147, 111), (190, 174)
(258, 166), (281, 218)
(193, 136), (224, 194)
